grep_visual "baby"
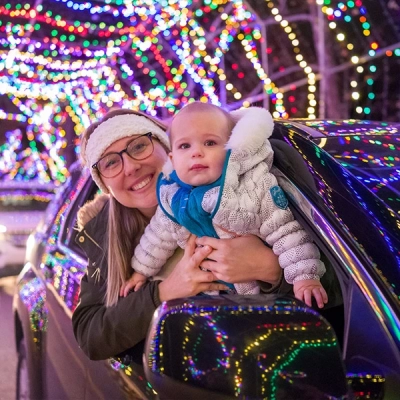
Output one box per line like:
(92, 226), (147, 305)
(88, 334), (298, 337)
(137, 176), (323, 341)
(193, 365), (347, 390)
(125, 102), (328, 307)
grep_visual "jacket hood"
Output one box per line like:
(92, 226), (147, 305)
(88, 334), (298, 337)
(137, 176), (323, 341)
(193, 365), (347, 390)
(226, 107), (274, 152)
(77, 193), (109, 230)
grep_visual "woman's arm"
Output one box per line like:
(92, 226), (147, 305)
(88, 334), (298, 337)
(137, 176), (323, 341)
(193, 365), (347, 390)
(158, 235), (230, 301)
(72, 276), (162, 361)
(195, 235), (283, 289)
(72, 236), (227, 360)
(195, 236), (342, 306)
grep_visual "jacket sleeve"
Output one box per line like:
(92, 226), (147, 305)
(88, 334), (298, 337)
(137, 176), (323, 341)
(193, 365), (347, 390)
(258, 270), (291, 295)
(217, 141), (325, 284)
(72, 275), (162, 361)
(132, 206), (188, 276)
(258, 172), (326, 284)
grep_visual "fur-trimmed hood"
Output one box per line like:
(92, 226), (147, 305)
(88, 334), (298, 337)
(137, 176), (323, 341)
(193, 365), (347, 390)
(227, 107), (273, 152)
(77, 193), (109, 230)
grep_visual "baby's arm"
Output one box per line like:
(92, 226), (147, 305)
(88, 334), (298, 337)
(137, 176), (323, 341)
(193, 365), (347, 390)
(132, 207), (184, 276)
(293, 279), (328, 308)
(120, 208), (185, 298)
(262, 215), (328, 307)
(256, 171), (327, 306)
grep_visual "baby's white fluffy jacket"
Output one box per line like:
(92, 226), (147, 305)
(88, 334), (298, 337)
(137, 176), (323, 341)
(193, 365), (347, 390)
(132, 107), (325, 289)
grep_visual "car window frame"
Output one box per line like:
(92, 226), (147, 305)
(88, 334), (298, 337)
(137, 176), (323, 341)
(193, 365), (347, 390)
(39, 166), (83, 237)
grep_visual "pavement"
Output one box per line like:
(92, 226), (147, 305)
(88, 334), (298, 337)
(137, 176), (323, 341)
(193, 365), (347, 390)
(0, 275), (18, 400)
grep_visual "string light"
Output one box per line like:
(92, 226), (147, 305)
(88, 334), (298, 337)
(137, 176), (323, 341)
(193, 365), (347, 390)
(318, 0), (381, 118)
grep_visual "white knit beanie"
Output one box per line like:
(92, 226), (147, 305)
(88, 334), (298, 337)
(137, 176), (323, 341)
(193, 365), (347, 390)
(84, 114), (170, 193)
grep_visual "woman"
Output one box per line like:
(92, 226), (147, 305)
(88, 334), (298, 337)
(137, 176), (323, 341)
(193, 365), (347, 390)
(72, 108), (289, 362)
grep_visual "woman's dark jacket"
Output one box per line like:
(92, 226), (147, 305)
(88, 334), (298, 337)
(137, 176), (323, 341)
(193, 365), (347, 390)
(72, 197), (162, 361)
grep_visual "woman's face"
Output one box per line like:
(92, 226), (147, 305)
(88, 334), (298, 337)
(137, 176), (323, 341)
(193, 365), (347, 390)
(100, 135), (168, 218)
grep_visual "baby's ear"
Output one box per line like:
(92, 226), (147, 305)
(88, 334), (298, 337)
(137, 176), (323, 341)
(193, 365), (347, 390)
(162, 157), (174, 178)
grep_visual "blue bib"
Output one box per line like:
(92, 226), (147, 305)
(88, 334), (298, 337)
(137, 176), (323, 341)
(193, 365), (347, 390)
(156, 152), (235, 292)
(156, 150), (231, 238)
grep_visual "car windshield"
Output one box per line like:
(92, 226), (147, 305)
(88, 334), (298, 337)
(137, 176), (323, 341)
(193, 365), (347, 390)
(0, 188), (54, 212)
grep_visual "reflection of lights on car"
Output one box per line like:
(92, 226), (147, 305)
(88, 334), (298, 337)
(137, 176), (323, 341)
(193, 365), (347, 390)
(0, 224), (6, 233)
(25, 234), (36, 263)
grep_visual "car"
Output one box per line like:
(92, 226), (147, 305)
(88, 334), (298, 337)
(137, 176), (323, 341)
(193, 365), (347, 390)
(0, 181), (55, 277)
(13, 119), (400, 400)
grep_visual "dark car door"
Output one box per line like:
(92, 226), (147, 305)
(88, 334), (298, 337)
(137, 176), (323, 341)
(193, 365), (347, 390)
(286, 177), (400, 398)
(270, 128), (400, 398)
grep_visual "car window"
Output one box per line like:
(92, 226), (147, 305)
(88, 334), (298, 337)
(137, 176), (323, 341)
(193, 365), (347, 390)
(40, 168), (83, 235)
(59, 177), (99, 258)
(41, 167), (90, 263)
(0, 188), (53, 212)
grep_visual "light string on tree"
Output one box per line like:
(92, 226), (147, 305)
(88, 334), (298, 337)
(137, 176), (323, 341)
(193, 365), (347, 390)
(0, 0), (322, 116)
(1, 1), (395, 116)
(265, 0), (317, 119)
(0, 95), (69, 184)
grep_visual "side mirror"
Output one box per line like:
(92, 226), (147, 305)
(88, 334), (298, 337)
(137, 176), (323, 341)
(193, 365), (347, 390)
(144, 295), (350, 399)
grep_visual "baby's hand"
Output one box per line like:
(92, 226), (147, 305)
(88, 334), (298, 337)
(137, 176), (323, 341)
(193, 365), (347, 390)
(293, 279), (328, 308)
(120, 272), (148, 298)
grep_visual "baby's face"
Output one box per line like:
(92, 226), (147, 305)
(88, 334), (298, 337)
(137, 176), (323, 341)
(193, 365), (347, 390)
(169, 109), (230, 186)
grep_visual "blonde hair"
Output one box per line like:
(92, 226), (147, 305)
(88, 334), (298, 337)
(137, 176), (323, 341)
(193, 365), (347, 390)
(107, 197), (149, 307)
(80, 109), (168, 307)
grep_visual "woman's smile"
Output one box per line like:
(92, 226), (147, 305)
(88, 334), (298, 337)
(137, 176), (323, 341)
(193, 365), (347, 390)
(130, 174), (153, 191)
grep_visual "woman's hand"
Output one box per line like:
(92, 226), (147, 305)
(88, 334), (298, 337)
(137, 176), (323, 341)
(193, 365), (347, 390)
(195, 235), (281, 285)
(158, 235), (229, 302)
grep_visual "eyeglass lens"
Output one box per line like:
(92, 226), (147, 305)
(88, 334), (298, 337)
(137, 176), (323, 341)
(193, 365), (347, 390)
(97, 134), (153, 177)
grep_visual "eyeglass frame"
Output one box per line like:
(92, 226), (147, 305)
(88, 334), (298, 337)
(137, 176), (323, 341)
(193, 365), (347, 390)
(91, 132), (155, 178)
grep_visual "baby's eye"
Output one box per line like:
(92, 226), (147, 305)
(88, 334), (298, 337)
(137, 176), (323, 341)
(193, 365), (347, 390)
(205, 140), (217, 146)
(178, 143), (190, 149)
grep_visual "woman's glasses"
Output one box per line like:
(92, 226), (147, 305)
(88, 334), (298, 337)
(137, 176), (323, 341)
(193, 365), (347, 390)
(92, 132), (154, 178)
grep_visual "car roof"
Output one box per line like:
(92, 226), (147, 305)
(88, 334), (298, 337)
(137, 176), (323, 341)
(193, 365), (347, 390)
(282, 119), (400, 139)
(281, 119), (400, 212)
